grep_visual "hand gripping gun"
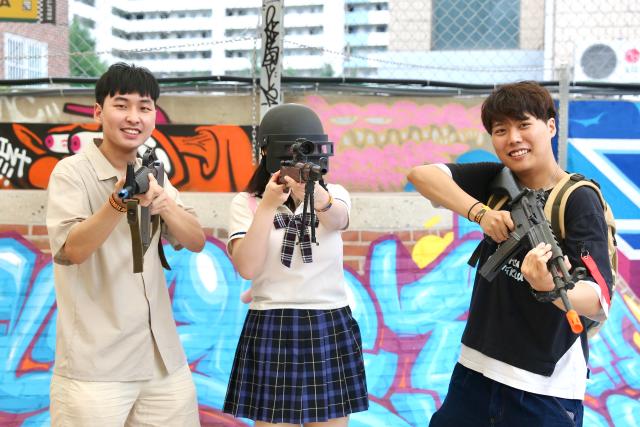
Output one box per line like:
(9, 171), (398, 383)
(276, 138), (331, 246)
(478, 168), (585, 334)
(117, 147), (170, 273)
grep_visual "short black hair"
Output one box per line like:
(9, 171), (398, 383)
(95, 62), (159, 106)
(481, 81), (556, 134)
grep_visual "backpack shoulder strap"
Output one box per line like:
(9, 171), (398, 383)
(487, 193), (509, 211)
(544, 174), (617, 339)
(544, 173), (606, 240)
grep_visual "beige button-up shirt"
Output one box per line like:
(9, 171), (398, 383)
(46, 140), (191, 381)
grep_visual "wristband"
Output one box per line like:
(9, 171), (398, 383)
(466, 201), (482, 221)
(473, 205), (491, 224)
(109, 194), (127, 213)
(315, 195), (333, 213)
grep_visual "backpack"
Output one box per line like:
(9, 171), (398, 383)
(487, 173), (617, 337)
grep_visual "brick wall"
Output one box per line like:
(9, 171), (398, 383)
(0, 0), (69, 78)
(1, 191), (450, 277)
(342, 229), (448, 274)
(3, 222), (450, 278)
(5, 223), (432, 270)
(0, 224), (51, 253)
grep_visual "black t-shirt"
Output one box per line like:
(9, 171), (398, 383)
(447, 162), (613, 376)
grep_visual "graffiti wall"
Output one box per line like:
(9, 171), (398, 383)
(305, 95), (493, 191)
(0, 95), (493, 193)
(0, 122), (255, 192)
(1, 96), (640, 426)
(0, 220), (639, 426)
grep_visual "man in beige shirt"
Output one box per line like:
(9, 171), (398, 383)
(46, 63), (205, 426)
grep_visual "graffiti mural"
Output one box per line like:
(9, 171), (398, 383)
(0, 96), (495, 193)
(1, 221), (639, 426)
(2, 95), (640, 426)
(0, 97), (63, 124)
(564, 101), (640, 296)
(304, 95), (493, 192)
(0, 123), (255, 192)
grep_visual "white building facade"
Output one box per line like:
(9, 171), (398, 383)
(69, 0), (640, 83)
(68, 0), (377, 77)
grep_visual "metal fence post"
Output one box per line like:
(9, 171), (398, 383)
(259, 0), (284, 120)
(557, 63), (569, 169)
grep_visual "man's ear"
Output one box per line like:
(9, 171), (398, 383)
(94, 102), (103, 123)
(547, 117), (557, 137)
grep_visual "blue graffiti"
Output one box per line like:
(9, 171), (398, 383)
(0, 225), (639, 425)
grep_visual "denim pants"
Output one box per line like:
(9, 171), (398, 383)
(429, 363), (583, 427)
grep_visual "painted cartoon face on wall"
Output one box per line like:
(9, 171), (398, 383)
(490, 113), (556, 175)
(94, 92), (156, 153)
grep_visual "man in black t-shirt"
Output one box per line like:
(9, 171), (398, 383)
(408, 82), (613, 427)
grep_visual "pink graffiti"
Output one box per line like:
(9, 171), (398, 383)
(303, 96), (488, 191)
(331, 140), (468, 191)
(305, 95), (485, 144)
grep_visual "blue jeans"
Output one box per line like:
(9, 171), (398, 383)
(429, 363), (583, 427)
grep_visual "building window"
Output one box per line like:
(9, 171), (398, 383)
(346, 24), (387, 34)
(432, 0), (519, 50)
(4, 33), (48, 79)
(226, 7), (259, 17)
(74, 15), (95, 29)
(285, 5), (323, 14)
(346, 2), (388, 13)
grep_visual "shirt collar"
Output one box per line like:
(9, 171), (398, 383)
(84, 138), (140, 181)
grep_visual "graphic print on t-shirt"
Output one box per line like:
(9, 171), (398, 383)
(500, 257), (524, 282)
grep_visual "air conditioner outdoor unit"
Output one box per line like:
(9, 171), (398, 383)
(574, 41), (640, 82)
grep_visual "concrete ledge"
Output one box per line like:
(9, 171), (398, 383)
(0, 190), (452, 231)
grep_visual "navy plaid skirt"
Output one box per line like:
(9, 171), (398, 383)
(223, 306), (369, 423)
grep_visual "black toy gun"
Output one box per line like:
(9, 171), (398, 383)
(118, 148), (164, 200)
(478, 168), (586, 334)
(277, 138), (327, 185)
(277, 138), (330, 246)
(117, 148), (167, 272)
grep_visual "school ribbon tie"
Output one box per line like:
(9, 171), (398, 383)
(273, 212), (319, 267)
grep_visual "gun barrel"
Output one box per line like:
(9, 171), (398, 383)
(118, 187), (133, 199)
(559, 288), (584, 334)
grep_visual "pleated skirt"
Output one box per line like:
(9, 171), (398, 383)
(223, 306), (369, 423)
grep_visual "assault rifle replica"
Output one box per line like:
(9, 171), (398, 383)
(277, 138), (327, 186)
(117, 147), (169, 273)
(268, 136), (333, 245)
(479, 168), (585, 334)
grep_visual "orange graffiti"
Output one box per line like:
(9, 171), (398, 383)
(2, 122), (256, 192)
(29, 157), (59, 189)
(12, 124), (47, 155)
(168, 126), (255, 192)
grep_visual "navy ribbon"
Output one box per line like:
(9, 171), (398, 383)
(273, 212), (319, 267)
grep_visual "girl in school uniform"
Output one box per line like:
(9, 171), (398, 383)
(223, 104), (369, 426)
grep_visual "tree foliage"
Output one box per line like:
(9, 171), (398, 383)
(69, 19), (108, 77)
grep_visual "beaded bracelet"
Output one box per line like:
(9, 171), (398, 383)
(466, 201), (482, 221)
(315, 195), (333, 213)
(109, 194), (127, 213)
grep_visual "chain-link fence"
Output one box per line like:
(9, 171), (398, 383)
(1, 0), (640, 85)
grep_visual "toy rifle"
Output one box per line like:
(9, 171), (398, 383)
(118, 147), (170, 273)
(277, 138), (327, 245)
(478, 167), (585, 334)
